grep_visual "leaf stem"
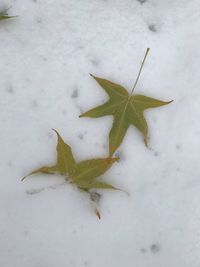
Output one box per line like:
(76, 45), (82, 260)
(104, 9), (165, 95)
(131, 48), (150, 95)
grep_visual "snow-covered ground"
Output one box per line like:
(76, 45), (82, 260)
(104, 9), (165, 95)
(1, 0), (200, 266)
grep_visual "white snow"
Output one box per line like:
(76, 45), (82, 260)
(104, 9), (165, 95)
(1, 0), (200, 266)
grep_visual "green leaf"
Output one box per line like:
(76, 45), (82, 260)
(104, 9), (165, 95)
(22, 130), (119, 217)
(80, 50), (173, 156)
(22, 130), (118, 190)
(0, 9), (15, 21)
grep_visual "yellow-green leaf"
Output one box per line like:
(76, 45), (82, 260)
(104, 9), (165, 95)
(0, 9), (15, 21)
(22, 130), (119, 192)
(22, 130), (120, 218)
(80, 50), (173, 155)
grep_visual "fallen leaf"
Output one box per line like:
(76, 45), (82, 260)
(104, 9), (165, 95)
(80, 48), (173, 155)
(22, 130), (119, 218)
(0, 9), (15, 21)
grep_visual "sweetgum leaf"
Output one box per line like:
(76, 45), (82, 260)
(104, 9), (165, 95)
(22, 130), (119, 209)
(80, 50), (173, 156)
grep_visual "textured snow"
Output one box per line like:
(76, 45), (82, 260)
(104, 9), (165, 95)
(1, 0), (200, 266)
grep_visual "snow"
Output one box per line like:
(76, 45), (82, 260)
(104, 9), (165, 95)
(1, 0), (200, 266)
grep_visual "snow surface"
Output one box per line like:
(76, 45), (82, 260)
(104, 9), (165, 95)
(1, 0), (200, 266)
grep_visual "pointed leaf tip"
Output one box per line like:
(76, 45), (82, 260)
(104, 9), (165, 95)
(0, 8), (16, 20)
(95, 208), (101, 219)
(144, 137), (148, 148)
(89, 73), (96, 81)
(52, 129), (63, 141)
(52, 128), (59, 135)
(21, 176), (26, 181)
(52, 128), (62, 142)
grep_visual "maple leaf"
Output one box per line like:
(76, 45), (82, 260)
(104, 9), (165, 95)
(22, 130), (119, 193)
(80, 48), (173, 156)
(0, 9), (15, 21)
